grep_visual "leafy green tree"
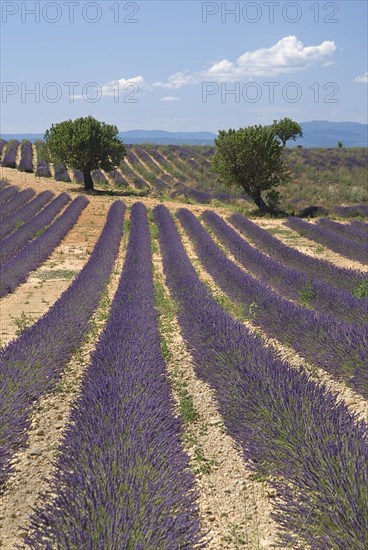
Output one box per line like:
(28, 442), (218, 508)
(212, 125), (290, 213)
(44, 116), (126, 190)
(337, 141), (343, 148)
(272, 117), (303, 146)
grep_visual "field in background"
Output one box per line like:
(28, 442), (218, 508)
(1, 139), (367, 215)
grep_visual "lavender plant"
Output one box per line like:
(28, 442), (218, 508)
(35, 160), (52, 178)
(151, 177), (170, 192)
(0, 196), (88, 298)
(0, 193), (70, 264)
(25, 203), (201, 548)
(92, 169), (108, 185)
(0, 190), (54, 240)
(351, 220), (368, 231)
(285, 216), (367, 264)
(133, 176), (148, 190)
(318, 217), (368, 243)
(0, 200), (124, 488)
(0, 140), (7, 158)
(333, 204), (368, 218)
(18, 141), (34, 173)
(72, 169), (84, 184)
(1, 140), (20, 168)
(154, 204), (368, 549)
(108, 169), (128, 187)
(229, 212), (366, 293)
(203, 211), (367, 324)
(177, 209), (368, 398)
(53, 163), (71, 182)
(134, 146), (161, 175)
(186, 188), (212, 204)
(0, 185), (18, 207)
(35, 141), (52, 178)
(0, 188), (35, 221)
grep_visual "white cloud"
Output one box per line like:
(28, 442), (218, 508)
(354, 72), (368, 83)
(152, 72), (194, 90)
(100, 76), (148, 96)
(153, 36), (336, 89)
(73, 76), (148, 100)
(73, 37), (337, 101)
(160, 96), (180, 101)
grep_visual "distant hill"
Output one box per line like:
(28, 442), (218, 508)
(292, 121), (368, 148)
(1, 122), (367, 147)
(118, 130), (217, 145)
(0, 133), (45, 143)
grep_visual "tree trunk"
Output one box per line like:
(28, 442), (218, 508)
(253, 190), (269, 213)
(83, 169), (94, 191)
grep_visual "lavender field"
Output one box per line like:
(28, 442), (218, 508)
(0, 160), (367, 548)
(0, 140), (367, 213)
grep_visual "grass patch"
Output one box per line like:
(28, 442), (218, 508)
(36, 270), (78, 281)
(353, 279), (368, 298)
(150, 218), (215, 478)
(14, 312), (35, 336)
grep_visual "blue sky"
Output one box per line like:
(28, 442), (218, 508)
(1, 0), (367, 133)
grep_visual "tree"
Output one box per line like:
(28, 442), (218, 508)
(272, 117), (303, 146)
(44, 116), (126, 190)
(337, 141), (343, 148)
(212, 125), (290, 213)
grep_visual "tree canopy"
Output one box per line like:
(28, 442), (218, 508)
(44, 116), (126, 190)
(272, 117), (303, 146)
(212, 125), (290, 213)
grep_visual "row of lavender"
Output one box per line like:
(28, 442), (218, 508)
(333, 204), (368, 217)
(203, 211), (367, 325)
(285, 216), (368, 264)
(0, 140), (133, 188)
(18, 141), (33, 172)
(124, 147), (170, 192)
(155, 204), (368, 548)
(0, 201), (124, 489)
(318, 217), (368, 243)
(2, 139), (367, 209)
(0, 187), (35, 221)
(0, 190), (54, 240)
(34, 141), (51, 178)
(26, 203), (201, 548)
(0, 140), (20, 168)
(177, 209), (368, 399)
(0, 185), (19, 206)
(0, 195), (88, 298)
(230, 212), (366, 292)
(0, 140), (69, 181)
(130, 145), (233, 203)
(0, 192), (70, 264)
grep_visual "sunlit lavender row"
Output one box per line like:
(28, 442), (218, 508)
(26, 203), (201, 548)
(0, 192), (70, 264)
(0, 190), (54, 241)
(0, 200), (124, 488)
(155, 203), (368, 549)
(229, 212), (366, 292)
(177, 208), (368, 398)
(203, 210), (367, 324)
(285, 216), (368, 264)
